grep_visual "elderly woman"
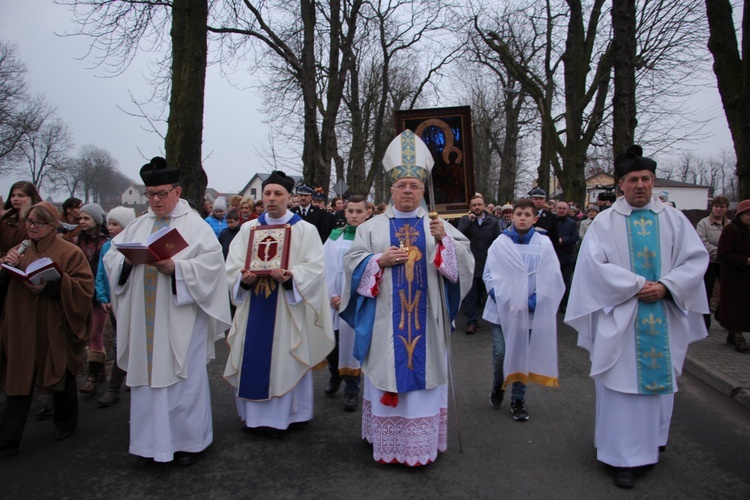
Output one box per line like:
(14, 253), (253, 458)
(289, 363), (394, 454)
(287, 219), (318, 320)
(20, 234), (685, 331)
(0, 202), (93, 455)
(717, 199), (750, 353)
(0, 181), (42, 258)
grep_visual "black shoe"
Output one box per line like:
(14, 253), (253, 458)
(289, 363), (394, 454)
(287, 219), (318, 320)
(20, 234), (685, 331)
(727, 332), (735, 345)
(659, 445), (666, 453)
(0, 440), (19, 456)
(489, 384), (504, 409)
(510, 399), (529, 421)
(344, 393), (358, 412)
(174, 451), (202, 467)
(613, 469), (635, 488)
(324, 377), (342, 395)
(36, 406), (54, 421)
(54, 428), (75, 441)
(466, 324), (477, 335)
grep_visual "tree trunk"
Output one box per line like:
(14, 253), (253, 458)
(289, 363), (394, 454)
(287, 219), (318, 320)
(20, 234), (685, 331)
(165, 0), (208, 210)
(498, 94), (522, 204)
(611, 0), (637, 162)
(300, 0), (323, 191)
(705, 0), (750, 199)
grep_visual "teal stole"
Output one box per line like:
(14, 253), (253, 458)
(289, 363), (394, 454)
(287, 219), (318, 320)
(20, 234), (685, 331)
(627, 210), (672, 394)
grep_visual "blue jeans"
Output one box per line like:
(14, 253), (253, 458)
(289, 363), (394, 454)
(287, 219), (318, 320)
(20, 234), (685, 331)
(491, 323), (527, 402)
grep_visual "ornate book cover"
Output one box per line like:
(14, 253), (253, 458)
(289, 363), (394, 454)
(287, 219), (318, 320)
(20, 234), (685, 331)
(244, 224), (292, 276)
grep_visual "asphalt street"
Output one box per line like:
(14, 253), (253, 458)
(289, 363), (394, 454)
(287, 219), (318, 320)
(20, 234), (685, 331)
(1, 314), (749, 499)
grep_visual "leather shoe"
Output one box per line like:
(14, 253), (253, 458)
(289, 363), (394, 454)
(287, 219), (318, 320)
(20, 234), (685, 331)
(324, 377), (342, 395)
(613, 469), (635, 488)
(174, 451), (202, 467)
(344, 393), (358, 412)
(54, 428), (75, 441)
(466, 324), (477, 335)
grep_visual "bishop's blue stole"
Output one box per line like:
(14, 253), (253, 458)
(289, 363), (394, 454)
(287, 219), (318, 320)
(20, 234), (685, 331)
(626, 210), (673, 395)
(390, 217), (428, 392)
(238, 212), (302, 400)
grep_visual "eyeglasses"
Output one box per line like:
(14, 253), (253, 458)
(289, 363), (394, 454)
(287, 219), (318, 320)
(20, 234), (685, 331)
(392, 183), (424, 191)
(144, 187), (177, 200)
(25, 218), (50, 228)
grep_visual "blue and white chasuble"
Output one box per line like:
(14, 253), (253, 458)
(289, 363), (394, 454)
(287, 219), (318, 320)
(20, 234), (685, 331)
(238, 212), (302, 400)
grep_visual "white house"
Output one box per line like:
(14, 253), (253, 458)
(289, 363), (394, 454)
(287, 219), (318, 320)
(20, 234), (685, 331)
(121, 184), (232, 207)
(584, 172), (710, 210)
(121, 184), (148, 205)
(240, 173), (303, 201)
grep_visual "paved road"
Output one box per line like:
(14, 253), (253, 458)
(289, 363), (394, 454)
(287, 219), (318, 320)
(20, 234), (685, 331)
(2, 315), (749, 499)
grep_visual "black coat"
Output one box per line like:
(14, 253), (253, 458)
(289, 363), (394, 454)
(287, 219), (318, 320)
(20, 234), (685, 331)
(292, 205), (334, 243)
(556, 216), (579, 264)
(535, 209), (560, 253)
(457, 212), (501, 278)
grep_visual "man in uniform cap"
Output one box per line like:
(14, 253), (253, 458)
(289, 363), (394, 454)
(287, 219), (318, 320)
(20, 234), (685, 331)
(103, 156), (231, 466)
(292, 184), (333, 243)
(340, 130), (473, 465)
(224, 171), (334, 435)
(565, 145), (709, 488)
(528, 187), (560, 253)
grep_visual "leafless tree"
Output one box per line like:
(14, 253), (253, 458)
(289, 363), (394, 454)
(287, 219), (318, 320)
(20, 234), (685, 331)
(63, 0), (210, 209)
(658, 148), (738, 198)
(12, 113), (74, 192)
(705, 0), (750, 199)
(0, 41), (54, 175)
(473, 0), (709, 203)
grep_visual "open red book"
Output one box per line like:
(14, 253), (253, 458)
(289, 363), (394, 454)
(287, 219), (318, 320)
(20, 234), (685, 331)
(2, 257), (62, 284)
(114, 227), (189, 265)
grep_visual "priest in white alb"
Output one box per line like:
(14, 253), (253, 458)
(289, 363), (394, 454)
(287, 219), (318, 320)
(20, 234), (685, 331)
(340, 130), (473, 466)
(565, 145), (709, 489)
(103, 157), (231, 466)
(224, 171), (334, 434)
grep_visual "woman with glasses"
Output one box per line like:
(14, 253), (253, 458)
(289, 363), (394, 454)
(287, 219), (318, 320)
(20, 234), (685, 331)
(0, 181), (42, 259)
(0, 201), (93, 456)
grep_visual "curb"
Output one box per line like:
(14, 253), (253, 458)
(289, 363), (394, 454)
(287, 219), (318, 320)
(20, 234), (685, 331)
(684, 357), (750, 411)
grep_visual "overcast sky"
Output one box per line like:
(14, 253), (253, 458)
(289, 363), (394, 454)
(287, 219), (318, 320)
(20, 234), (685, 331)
(1, 0), (268, 201)
(0, 0), (736, 202)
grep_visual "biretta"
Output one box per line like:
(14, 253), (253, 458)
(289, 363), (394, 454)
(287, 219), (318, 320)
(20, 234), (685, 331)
(262, 171), (295, 193)
(382, 129), (433, 184)
(140, 157), (179, 187)
(614, 145), (657, 178)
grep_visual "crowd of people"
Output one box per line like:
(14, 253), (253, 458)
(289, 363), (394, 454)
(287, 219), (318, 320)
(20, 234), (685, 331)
(0, 141), (749, 489)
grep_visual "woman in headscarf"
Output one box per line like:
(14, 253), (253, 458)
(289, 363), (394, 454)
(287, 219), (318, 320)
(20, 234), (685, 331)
(717, 199), (750, 353)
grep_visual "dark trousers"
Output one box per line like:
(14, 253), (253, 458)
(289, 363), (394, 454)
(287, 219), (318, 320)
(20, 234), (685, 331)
(463, 277), (486, 326)
(703, 262), (720, 328)
(0, 370), (77, 443)
(560, 262), (575, 309)
(326, 330), (361, 395)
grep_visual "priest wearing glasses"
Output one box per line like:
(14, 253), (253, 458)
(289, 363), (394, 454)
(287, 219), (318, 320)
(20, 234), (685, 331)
(340, 130), (473, 466)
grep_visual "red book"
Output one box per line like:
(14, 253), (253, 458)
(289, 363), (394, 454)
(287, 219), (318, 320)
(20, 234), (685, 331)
(114, 227), (189, 265)
(244, 224), (292, 276)
(2, 257), (62, 285)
